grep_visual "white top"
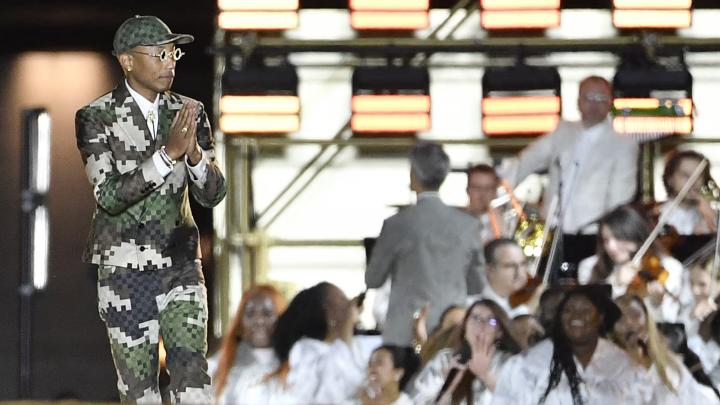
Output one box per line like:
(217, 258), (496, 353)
(660, 201), (709, 235)
(341, 392), (414, 405)
(560, 120), (607, 215)
(410, 348), (511, 405)
(649, 360), (720, 405)
(491, 338), (653, 405)
(689, 335), (720, 374)
(467, 285), (529, 319)
(207, 344), (279, 405)
(577, 254), (684, 322)
(241, 335), (382, 404)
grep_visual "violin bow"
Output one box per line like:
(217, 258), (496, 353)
(631, 159), (709, 267)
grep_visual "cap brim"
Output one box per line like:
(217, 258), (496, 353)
(155, 33), (194, 46)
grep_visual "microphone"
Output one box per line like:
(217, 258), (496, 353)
(434, 343), (472, 403)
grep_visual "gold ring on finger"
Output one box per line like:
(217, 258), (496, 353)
(181, 127), (188, 134)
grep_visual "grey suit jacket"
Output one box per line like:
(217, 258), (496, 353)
(365, 194), (484, 345)
(514, 119), (638, 234)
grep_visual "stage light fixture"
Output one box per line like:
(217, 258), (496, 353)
(221, 64), (300, 134)
(480, 0), (560, 30)
(481, 66), (561, 136)
(218, 0), (299, 30)
(612, 64), (693, 139)
(350, 0), (429, 30)
(351, 66), (431, 134)
(612, 0), (692, 29)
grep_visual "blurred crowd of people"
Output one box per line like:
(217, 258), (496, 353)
(206, 76), (720, 404)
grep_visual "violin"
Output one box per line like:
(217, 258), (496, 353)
(627, 253), (670, 298)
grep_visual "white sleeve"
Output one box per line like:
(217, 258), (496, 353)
(313, 336), (382, 404)
(409, 350), (453, 405)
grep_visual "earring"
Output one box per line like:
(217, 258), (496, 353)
(126, 67), (132, 72)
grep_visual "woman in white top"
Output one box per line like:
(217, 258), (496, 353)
(577, 204), (684, 322)
(492, 284), (652, 405)
(244, 282), (381, 404)
(208, 284), (286, 405)
(612, 293), (720, 404)
(660, 149), (717, 235)
(411, 299), (522, 405)
(348, 345), (420, 405)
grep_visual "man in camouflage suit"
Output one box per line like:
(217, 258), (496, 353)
(75, 15), (226, 403)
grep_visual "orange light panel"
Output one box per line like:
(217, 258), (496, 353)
(483, 115), (560, 135)
(613, 98), (692, 116)
(352, 114), (431, 132)
(481, 0), (560, 10)
(218, 11), (299, 30)
(220, 95), (300, 114)
(613, 10), (691, 29)
(481, 10), (560, 29)
(352, 95), (430, 113)
(613, 0), (691, 9)
(351, 11), (429, 30)
(482, 96), (561, 116)
(220, 114), (300, 133)
(613, 116), (692, 135)
(218, 0), (298, 11)
(350, 0), (429, 11)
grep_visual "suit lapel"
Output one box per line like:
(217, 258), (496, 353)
(111, 84), (154, 158)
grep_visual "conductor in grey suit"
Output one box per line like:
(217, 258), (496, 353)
(366, 141), (485, 346)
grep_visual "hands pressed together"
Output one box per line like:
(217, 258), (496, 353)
(165, 102), (202, 164)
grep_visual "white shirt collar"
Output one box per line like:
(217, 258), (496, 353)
(125, 79), (159, 119)
(417, 191), (440, 200)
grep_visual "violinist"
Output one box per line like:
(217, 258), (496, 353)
(578, 205), (684, 322)
(679, 259), (718, 337)
(661, 150), (718, 235)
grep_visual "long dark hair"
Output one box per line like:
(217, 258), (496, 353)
(591, 205), (654, 282)
(539, 291), (598, 405)
(267, 282), (333, 382)
(452, 299), (522, 405)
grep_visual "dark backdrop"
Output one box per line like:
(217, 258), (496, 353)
(0, 1), (217, 400)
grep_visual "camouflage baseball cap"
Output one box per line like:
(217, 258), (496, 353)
(113, 15), (194, 55)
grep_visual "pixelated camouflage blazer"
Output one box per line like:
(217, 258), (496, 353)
(75, 83), (226, 271)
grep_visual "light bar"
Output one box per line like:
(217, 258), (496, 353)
(351, 12), (429, 30)
(220, 114), (300, 133)
(350, 0), (429, 10)
(614, 0), (691, 8)
(480, 0), (560, 30)
(613, 117), (692, 135)
(351, 95), (431, 133)
(482, 96), (561, 116)
(350, 0), (429, 30)
(220, 95), (300, 134)
(218, 11), (298, 30)
(612, 0), (692, 29)
(220, 95), (300, 114)
(483, 115), (560, 136)
(613, 10), (692, 28)
(218, 0), (298, 10)
(614, 98), (692, 116)
(481, 0), (560, 10)
(352, 95), (431, 113)
(351, 114), (431, 133)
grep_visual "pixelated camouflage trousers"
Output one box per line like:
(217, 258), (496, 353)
(97, 259), (212, 404)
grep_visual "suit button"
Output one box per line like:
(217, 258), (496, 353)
(139, 246), (146, 252)
(138, 223), (145, 229)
